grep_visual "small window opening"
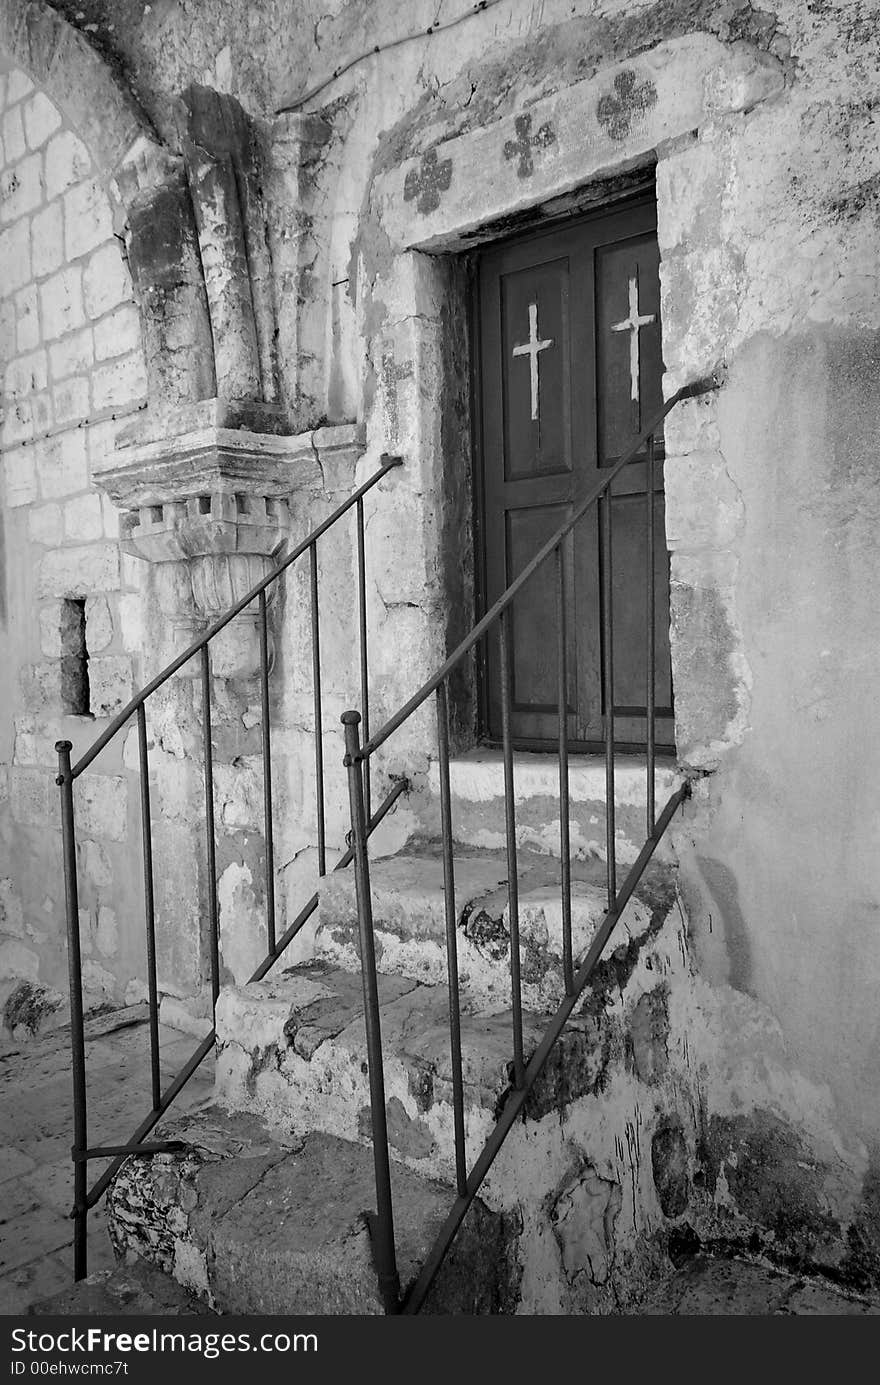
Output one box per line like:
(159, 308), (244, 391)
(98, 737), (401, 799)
(235, 493), (251, 514)
(197, 495), (212, 514)
(60, 598), (90, 716)
(150, 504), (163, 523)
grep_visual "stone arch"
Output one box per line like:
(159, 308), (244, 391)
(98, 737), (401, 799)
(0, 0), (157, 188)
(0, 0), (219, 409)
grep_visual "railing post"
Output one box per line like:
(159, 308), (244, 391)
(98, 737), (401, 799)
(555, 542), (573, 997)
(310, 543), (327, 876)
(341, 711), (400, 1314)
(200, 644), (220, 1009)
(136, 705), (161, 1111)
(258, 590), (276, 952)
(601, 490), (617, 908)
(645, 432), (656, 837)
(498, 609), (525, 1089)
(56, 740), (88, 1281)
(436, 681), (467, 1197)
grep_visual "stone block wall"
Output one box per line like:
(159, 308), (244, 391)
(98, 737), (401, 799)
(0, 54), (149, 1027)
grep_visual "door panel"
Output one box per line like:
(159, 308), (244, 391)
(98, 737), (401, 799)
(500, 259), (572, 480)
(507, 501), (571, 714)
(476, 195), (674, 751)
(595, 233), (664, 459)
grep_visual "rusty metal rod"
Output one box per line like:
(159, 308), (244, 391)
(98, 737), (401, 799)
(136, 705), (161, 1111)
(200, 644), (220, 1008)
(601, 493), (616, 909)
(342, 711), (400, 1313)
(356, 496), (371, 824)
(556, 544), (573, 996)
(56, 741), (88, 1280)
(646, 432), (656, 836)
(499, 609), (524, 1089)
(310, 542), (326, 877)
(258, 590), (276, 952)
(436, 681), (467, 1197)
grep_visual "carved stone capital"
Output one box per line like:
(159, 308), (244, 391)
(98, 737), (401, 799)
(93, 402), (365, 676)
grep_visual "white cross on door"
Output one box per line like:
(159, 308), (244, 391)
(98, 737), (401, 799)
(512, 301), (554, 421)
(611, 271), (656, 404)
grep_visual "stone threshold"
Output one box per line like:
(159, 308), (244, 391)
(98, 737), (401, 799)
(428, 747), (682, 809)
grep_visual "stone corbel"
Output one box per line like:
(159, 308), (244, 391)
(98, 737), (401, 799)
(93, 400), (364, 677)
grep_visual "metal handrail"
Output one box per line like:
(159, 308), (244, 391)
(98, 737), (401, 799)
(342, 377), (719, 1312)
(56, 452), (404, 1280)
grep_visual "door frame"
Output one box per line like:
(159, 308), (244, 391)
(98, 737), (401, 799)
(468, 180), (672, 754)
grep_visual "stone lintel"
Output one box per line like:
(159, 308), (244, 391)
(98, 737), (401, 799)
(375, 33), (784, 251)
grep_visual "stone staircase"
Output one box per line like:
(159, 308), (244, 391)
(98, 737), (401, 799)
(107, 755), (707, 1314)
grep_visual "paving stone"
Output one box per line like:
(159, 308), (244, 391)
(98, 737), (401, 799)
(0, 1250), (73, 1316)
(0, 1013), (214, 1312)
(0, 1202), (73, 1275)
(20, 1159), (74, 1216)
(0, 1177), (42, 1223)
(18, 1136), (76, 1168)
(0, 1147), (36, 1182)
(29, 1259), (208, 1316)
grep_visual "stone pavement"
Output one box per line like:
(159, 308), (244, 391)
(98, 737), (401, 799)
(1, 1008), (877, 1317)
(0, 1008), (214, 1315)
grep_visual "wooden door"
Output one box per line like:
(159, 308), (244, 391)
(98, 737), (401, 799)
(474, 196), (674, 750)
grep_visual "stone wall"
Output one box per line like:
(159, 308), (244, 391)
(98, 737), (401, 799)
(0, 51), (149, 1028)
(313, 0), (880, 1160)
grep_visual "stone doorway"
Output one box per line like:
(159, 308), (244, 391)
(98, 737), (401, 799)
(470, 191), (674, 752)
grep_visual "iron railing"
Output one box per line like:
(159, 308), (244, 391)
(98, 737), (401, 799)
(56, 453), (405, 1280)
(342, 379), (717, 1312)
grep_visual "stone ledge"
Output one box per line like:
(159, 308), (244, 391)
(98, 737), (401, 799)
(430, 748), (682, 809)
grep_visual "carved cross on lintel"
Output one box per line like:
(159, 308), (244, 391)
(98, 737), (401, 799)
(503, 113), (557, 179)
(403, 147), (453, 215)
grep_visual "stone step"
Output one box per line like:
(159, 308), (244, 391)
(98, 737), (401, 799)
(214, 955), (628, 1198)
(209, 878), (703, 1312)
(315, 843), (663, 1010)
(419, 749), (682, 863)
(106, 1107), (515, 1314)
